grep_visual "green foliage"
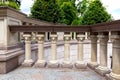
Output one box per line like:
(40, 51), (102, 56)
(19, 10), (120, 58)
(31, 0), (61, 23)
(80, 0), (112, 25)
(71, 17), (82, 25)
(31, 0), (112, 25)
(0, 0), (20, 10)
(77, 0), (89, 16)
(60, 2), (77, 25)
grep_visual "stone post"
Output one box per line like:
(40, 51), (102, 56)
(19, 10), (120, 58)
(62, 34), (73, 68)
(70, 32), (73, 40)
(87, 34), (98, 69)
(34, 33), (46, 67)
(75, 33), (87, 69)
(73, 32), (76, 40)
(106, 33), (120, 80)
(48, 33), (59, 68)
(96, 33), (110, 76)
(22, 34), (33, 66)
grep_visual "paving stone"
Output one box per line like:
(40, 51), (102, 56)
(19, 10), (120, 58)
(0, 67), (105, 80)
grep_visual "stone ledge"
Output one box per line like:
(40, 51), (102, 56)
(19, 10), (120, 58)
(87, 62), (99, 70)
(0, 56), (18, 74)
(75, 62), (87, 69)
(95, 67), (110, 76)
(0, 48), (24, 61)
(105, 74), (120, 80)
(61, 61), (73, 69)
(34, 61), (47, 68)
(47, 61), (59, 68)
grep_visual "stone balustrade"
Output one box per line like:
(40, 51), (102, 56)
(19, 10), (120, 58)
(20, 31), (119, 80)
(0, 7), (120, 80)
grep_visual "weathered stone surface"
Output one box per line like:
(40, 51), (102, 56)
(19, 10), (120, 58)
(87, 62), (99, 70)
(0, 67), (105, 80)
(61, 62), (73, 68)
(75, 62), (87, 69)
(95, 66), (110, 76)
(0, 56), (18, 74)
(47, 61), (59, 68)
(34, 62), (46, 68)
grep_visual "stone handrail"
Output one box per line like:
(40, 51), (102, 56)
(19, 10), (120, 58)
(9, 20), (120, 33)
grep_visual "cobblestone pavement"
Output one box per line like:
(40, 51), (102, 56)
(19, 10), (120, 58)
(0, 67), (105, 80)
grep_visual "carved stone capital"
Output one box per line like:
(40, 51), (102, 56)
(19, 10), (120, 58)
(64, 35), (71, 41)
(23, 34), (32, 41)
(50, 34), (58, 43)
(77, 34), (85, 42)
(36, 34), (45, 43)
(98, 35), (108, 43)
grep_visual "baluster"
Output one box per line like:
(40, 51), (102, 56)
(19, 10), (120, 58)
(96, 33), (110, 76)
(62, 33), (73, 68)
(48, 33), (59, 68)
(73, 32), (76, 40)
(34, 33), (46, 67)
(87, 33), (99, 69)
(106, 32), (120, 80)
(75, 33), (87, 69)
(22, 34), (33, 66)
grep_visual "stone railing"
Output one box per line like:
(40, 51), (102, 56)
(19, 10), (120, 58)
(9, 22), (120, 80)
(0, 6), (120, 80)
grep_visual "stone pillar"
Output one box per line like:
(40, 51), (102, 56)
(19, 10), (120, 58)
(73, 32), (76, 40)
(48, 33), (59, 68)
(62, 34), (73, 68)
(45, 32), (49, 41)
(70, 32), (73, 40)
(87, 34), (98, 69)
(75, 33), (87, 69)
(106, 33), (120, 80)
(96, 33), (110, 76)
(22, 34), (33, 67)
(34, 34), (46, 67)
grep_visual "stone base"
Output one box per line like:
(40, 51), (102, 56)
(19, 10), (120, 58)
(62, 61), (73, 68)
(105, 73), (120, 80)
(0, 56), (18, 74)
(95, 66), (110, 76)
(34, 60), (46, 68)
(22, 60), (34, 67)
(48, 61), (59, 68)
(75, 61), (87, 69)
(87, 62), (99, 70)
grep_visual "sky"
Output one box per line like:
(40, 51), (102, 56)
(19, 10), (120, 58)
(20, 0), (120, 20)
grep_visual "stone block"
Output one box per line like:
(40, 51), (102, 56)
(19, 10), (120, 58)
(61, 61), (73, 68)
(95, 66), (110, 76)
(87, 62), (99, 70)
(34, 61), (46, 68)
(75, 62), (87, 69)
(0, 56), (18, 74)
(48, 61), (59, 68)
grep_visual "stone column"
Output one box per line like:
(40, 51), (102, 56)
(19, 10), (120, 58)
(48, 33), (59, 68)
(62, 34), (73, 68)
(96, 33), (110, 76)
(87, 34), (98, 69)
(45, 32), (49, 41)
(73, 32), (76, 40)
(75, 33), (87, 69)
(34, 34), (46, 67)
(22, 34), (33, 67)
(70, 32), (73, 40)
(107, 33), (120, 80)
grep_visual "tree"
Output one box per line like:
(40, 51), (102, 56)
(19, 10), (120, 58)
(60, 2), (77, 25)
(77, 0), (89, 16)
(80, 0), (112, 25)
(0, 0), (21, 10)
(31, 0), (62, 23)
